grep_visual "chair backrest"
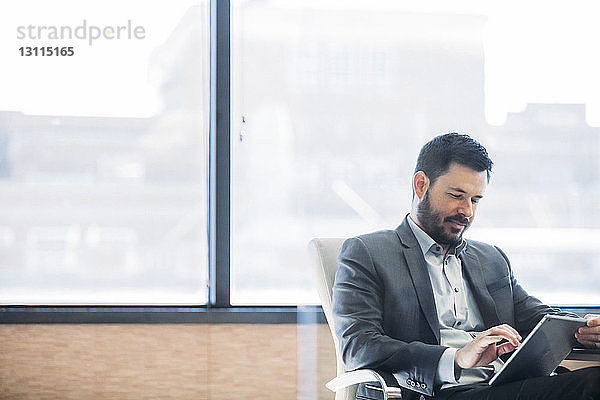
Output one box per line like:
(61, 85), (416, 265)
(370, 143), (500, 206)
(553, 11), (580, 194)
(308, 238), (357, 400)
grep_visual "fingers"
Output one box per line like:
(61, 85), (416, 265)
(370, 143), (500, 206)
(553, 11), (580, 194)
(492, 324), (522, 340)
(497, 341), (517, 355)
(483, 324), (521, 347)
(576, 338), (600, 349)
(456, 324), (521, 370)
(478, 335), (507, 345)
(575, 332), (600, 343)
(576, 317), (600, 348)
(504, 324), (522, 341)
(583, 314), (600, 328)
(578, 323), (600, 336)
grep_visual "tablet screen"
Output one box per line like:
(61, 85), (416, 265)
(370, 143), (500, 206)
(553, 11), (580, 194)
(488, 315), (587, 386)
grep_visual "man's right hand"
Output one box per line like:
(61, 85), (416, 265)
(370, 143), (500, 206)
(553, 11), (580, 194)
(454, 324), (522, 369)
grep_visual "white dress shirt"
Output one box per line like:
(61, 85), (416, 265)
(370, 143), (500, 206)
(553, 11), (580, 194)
(407, 215), (503, 389)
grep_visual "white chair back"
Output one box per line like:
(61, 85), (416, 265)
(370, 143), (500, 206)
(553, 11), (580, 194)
(308, 238), (357, 400)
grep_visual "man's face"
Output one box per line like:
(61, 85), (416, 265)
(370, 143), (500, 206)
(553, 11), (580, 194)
(415, 163), (487, 248)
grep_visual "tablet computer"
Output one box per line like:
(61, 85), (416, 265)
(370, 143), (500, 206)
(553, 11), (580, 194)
(488, 314), (588, 386)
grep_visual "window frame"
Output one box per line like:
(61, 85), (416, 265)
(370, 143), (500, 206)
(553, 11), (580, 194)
(0, 0), (598, 324)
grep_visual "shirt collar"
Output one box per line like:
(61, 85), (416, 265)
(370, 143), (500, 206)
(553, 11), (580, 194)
(407, 214), (467, 257)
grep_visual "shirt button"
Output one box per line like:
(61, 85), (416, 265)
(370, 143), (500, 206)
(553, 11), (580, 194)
(454, 288), (459, 293)
(457, 321), (462, 326)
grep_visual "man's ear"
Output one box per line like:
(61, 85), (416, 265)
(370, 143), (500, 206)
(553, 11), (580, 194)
(413, 171), (429, 200)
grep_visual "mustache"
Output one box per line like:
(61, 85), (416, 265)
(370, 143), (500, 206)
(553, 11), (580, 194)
(444, 215), (469, 226)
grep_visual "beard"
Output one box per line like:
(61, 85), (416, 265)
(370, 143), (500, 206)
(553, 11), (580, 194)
(416, 192), (471, 248)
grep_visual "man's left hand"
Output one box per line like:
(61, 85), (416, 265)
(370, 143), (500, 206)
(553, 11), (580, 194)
(575, 314), (600, 349)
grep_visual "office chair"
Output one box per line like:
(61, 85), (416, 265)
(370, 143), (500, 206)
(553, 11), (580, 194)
(309, 238), (404, 400)
(309, 238), (600, 400)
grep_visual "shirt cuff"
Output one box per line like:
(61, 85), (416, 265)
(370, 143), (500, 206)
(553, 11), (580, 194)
(436, 347), (459, 385)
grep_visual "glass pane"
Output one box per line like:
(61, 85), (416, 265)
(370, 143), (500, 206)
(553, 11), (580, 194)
(0, 0), (209, 304)
(231, 0), (600, 305)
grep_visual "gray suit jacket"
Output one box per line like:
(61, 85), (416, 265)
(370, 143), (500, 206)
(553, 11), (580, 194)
(332, 216), (564, 399)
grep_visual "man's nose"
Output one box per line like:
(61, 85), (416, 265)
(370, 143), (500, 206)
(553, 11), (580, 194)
(458, 200), (474, 219)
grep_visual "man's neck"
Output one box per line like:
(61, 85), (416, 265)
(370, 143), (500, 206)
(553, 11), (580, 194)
(408, 213), (452, 254)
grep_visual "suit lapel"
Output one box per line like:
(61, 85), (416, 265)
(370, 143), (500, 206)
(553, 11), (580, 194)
(460, 248), (501, 327)
(396, 218), (440, 342)
(403, 248), (441, 342)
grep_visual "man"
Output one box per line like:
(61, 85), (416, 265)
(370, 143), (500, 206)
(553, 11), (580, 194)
(332, 133), (600, 400)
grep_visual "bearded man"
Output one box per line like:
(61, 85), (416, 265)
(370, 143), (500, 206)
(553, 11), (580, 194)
(332, 133), (600, 400)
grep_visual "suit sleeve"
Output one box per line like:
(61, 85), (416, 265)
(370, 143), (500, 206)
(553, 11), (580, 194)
(332, 237), (447, 396)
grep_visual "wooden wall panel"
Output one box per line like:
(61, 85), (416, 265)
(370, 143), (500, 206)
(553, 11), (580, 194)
(0, 324), (210, 400)
(0, 323), (337, 400)
(207, 324), (297, 399)
(0, 323), (595, 399)
(315, 324), (337, 400)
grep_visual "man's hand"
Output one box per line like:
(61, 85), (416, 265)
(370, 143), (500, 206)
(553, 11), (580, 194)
(575, 314), (600, 349)
(454, 324), (522, 369)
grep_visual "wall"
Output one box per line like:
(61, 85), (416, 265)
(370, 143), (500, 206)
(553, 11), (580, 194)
(0, 324), (336, 400)
(1, 323), (597, 399)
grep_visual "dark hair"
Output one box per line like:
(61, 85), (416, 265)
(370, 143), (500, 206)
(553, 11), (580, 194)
(415, 132), (493, 184)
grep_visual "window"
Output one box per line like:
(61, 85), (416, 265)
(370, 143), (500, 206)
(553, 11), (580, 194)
(0, 0), (210, 304)
(1, 0), (599, 309)
(230, 0), (600, 306)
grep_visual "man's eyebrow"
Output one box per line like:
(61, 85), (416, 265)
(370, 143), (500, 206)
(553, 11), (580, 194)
(449, 187), (484, 198)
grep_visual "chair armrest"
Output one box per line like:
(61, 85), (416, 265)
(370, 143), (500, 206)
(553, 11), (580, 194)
(567, 348), (600, 362)
(326, 369), (403, 399)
